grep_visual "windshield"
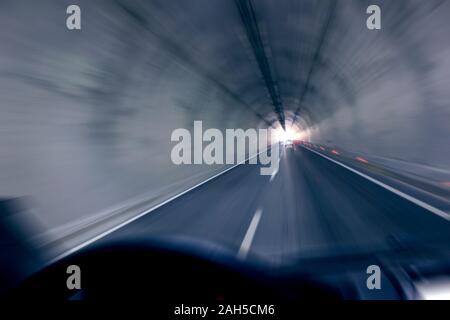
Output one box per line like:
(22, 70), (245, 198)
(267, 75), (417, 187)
(1, 0), (450, 302)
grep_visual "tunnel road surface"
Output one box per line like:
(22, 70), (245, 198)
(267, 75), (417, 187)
(85, 145), (450, 264)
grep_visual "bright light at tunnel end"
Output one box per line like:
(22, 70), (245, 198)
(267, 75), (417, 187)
(273, 126), (304, 143)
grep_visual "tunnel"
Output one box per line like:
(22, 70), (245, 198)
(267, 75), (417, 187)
(1, 0), (450, 301)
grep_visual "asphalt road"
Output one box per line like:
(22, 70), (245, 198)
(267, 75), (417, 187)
(92, 145), (450, 264)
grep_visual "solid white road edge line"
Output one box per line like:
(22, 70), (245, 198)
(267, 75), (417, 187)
(303, 146), (450, 221)
(48, 147), (272, 265)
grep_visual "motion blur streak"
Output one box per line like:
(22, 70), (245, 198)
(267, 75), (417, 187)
(1, 0), (450, 294)
(356, 157), (369, 164)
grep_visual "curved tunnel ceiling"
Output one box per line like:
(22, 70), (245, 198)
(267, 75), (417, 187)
(116, 0), (407, 131)
(2, 0), (450, 285)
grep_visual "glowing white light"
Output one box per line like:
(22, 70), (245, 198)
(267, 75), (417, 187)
(416, 278), (450, 300)
(273, 126), (302, 143)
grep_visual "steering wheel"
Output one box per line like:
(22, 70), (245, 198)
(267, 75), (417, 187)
(8, 237), (343, 301)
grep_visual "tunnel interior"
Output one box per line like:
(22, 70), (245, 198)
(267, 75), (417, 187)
(1, 0), (450, 286)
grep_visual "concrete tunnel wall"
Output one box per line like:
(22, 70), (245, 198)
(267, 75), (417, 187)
(0, 0), (449, 258)
(306, 0), (450, 168)
(0, 0), (267, 255)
